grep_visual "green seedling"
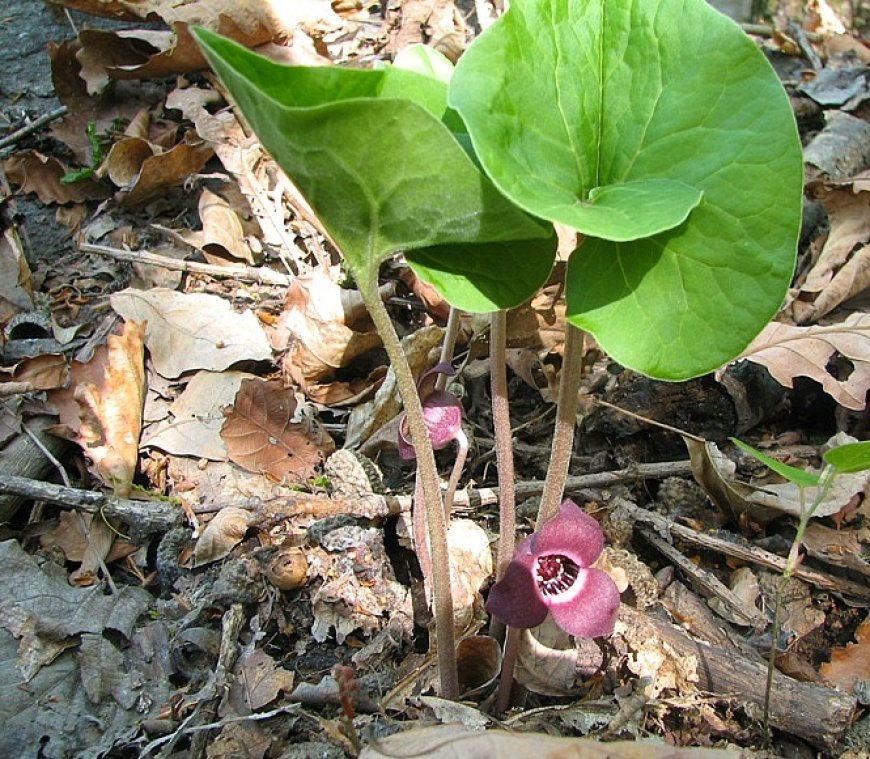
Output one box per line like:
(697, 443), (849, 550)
(193, 0), (803, 701)
(60, 122), (103, 185)
(732, 437), (870, 742)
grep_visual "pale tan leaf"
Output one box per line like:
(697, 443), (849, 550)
(447, 520), (492, 632)
(198, 188), (254, 264)
(0, 222), (34, 323)
(359, 724), (741, 758)
(228, 649), (295, 713)
(192, 506), (254, 567)
(738, 313), (870, 410)
(110, 287), (272, 379)
(0, 355), (68, 392)
(515, 617), (577, 696)
(142, 370), (255, 459)
(221, 378), (334, 484)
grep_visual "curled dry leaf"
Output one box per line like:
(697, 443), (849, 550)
(51, 0), (342, 83)
(221, 378), (334, 485)
(196, 188), (255, 265)
(48, 320), (146, 496)
(794, 174), (870, 323)
(4, 151), (110, 205)
(192, 506), (254, 567)
(272, 269), (382, 405)
(0, 210), (34, 323)
(110, 287), (272, 379)
(0, 355), (68, 393)
(820, 614), (870, 694)
(447, 519), (493, 632)
(515, 617), (581, 696)
(737, 312), (870, 411)
(39, 512), (119, 587)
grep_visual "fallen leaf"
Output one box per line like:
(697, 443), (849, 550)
(794, 174), (870, 322)
(738, 312), (870, 411)
(820, 614), (870, 694)
(0, 214), (34, 323)
(227, 648), (295, 713)
(197, 188), (255, 264)
(192, 506), (254, 567)
(4, 151), (110, 205)
(39, 512), (117, 587)
(110, 287), (272, 379)
(447, 519), (492, 632)
(142, 370), (255, 460)
(514, 617), (578, 696)
(359, 724), (742, 758)
(221, 378), (334, 484)
(272, 270), (383, 397)
(48, 320), (146, 496)
(0, 354), (68, 392)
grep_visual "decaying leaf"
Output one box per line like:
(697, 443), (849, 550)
(359, 724), (742, 758)
(447, 519), (493, 632)
(110, 287), (272, 379)
(686, 436), (870, 522)
(221, 378), (334, 484)
(227, 648), (295, 715)
(0, 216), (34, 324)
(0, 355), (68, 393)
(142, 370), (255, 460)
(196, 188), (256, 264)
(514, 617), (578, 696)
(48, 320), (146, 496)
(271, 270), (383, 399)
(192, 506), (254, 567)
(4, 151), (110, 205)
(794, 174), (870, 323)
(738, 312), (870, 410)
(39, 511), (122, 587)
(820, 614), (870, 694)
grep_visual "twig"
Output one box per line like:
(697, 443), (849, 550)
(615, 498), (870, 602)
(0, 106), (68, 153)
(78, 242), (292, 286)
(0, 473), (183, 533)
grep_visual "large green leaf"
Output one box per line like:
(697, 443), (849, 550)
(192, 28), (554, 311)
(450, 0), (803, 377)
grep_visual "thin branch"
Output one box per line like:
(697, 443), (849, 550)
(78, 242), (292, 286)
(0, 106), (68, 153)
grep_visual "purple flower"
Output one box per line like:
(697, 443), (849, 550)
(398, 363), (463, 460)
(486, 499), (620, 638)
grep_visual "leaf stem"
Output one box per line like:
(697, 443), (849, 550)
(357, 275), (459, 699)
(537, 324), (585, 527)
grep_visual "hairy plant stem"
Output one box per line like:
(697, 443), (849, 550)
(358, 275), (459, 699)
(537, 323), (586, 527)
(435, 306), (461, 392)
(763, 465), (836, 744)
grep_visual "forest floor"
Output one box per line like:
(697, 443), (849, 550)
(0, 1), (869, 758)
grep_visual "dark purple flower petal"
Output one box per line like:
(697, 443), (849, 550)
(485, 536), (548, 629)
(531, 499), (604, 568)
(547, 567), (620, 638)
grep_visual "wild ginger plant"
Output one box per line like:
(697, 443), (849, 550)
(193, 0), (803, 701)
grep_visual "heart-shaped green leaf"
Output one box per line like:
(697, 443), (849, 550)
(450, 0), (803, 377)
(823, 441), (870, 474)
(192, 28), (554, 312)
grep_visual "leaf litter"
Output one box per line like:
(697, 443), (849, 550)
(0, 0), (869, 756)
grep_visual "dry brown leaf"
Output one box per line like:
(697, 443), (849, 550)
(39, 512), (115, 586)
(110, 287), (272, 379)
(3, 151), (110, 205)
(142, 370), (255, 460)
(359, 724), (742, 758)
(51, 0), (340, 83)
(228, 648), (295, 714)
(738, 312), (870, 410)
(820, 614), (870, 694)
(272, 270), (382, 395)
(106, 134), (213, 206)
(824, 33), (870, 64)
(221, 378), (334, 484)
(794, 175), (870, 323)
(48, 320), (146, 496)
(191, 506), (254, 567)
(197, 188), (255, 264)
(0, 354), (68, 392)
(803, 522), (870, 579)
(0, 216), (34, 324)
